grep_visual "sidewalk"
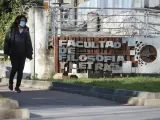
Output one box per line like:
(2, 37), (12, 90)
(1, 83), (160, 120)
(0, 85), (120, 107)
(0, 84), (121, 119)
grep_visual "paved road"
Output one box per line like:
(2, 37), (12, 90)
(1, 86), (160, 120)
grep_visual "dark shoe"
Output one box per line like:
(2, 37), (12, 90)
(15, 88), (21, 93)
(8, 85), (13, 91)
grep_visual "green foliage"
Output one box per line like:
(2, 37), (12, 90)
(32, 74), (39, 80)
(51, 76), (160, 92)
(0, 0), (20, 49)
(0, 0), (43, 50)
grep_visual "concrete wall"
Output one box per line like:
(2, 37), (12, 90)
(46, 0), (160, 8)
(134, 0), (145, 8)
(78, 0), (160, 8)
(0, 9), (54, 79)
(0, 61), (31, 79)
(27, 8), (54, 79)
(149, 0), (160, 7)
(34, 9), (54, 79)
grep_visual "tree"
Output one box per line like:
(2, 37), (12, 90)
(0, 0), (43, 49)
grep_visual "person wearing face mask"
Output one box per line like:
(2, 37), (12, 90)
(4, 15), (33, 93)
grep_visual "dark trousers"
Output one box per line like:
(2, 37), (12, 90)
(9, 55), (26, 88)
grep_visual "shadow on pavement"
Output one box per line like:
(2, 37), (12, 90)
(0, 87), (122, 119)
(0, 88), (121, 107)
(30, 113), (42, 118)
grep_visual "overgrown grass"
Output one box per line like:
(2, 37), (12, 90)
(51, 76), (160, 92)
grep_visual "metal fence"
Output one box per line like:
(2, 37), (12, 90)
(51, 7), (160, 37)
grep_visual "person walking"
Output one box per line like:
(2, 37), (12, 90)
(4, 15), (33, 93)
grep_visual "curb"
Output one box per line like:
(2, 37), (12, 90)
(52, 82), (160, 106)
(0, 78), (53, 90)
(21, 80), (53, 90)
(0, 109), (30, 119)
(1, 78), (160, 106)
(52, 82), (160, 99)
(127, 97), (145, 106)
(0, 78), (8, 85)
(0, 91), (30, 119)
(0, 99), (19, 109)
(0, 78), (8, 86)
(52, 86), (132, 103)
(0, 99), (30, 119)
(144, 99), (160, 106)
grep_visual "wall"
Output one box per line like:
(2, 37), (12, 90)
(134, 0), (145, 8)
(63, 0), (72, 4)
(78, 0), (134, 8)
(0, 60), (31, 79)
(149, 0), (160, 7)
(78, 0), (160, 8)
(0, 8), (54, 79)
(28, 8), (54, 79)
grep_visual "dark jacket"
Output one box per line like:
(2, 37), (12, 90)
(4, 26), (33, 59)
